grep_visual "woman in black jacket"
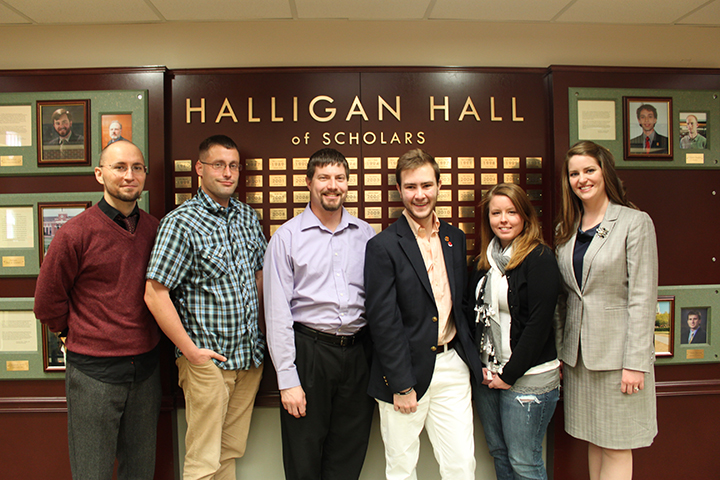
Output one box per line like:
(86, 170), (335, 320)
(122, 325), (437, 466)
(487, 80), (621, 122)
(469, 183), (561, 480)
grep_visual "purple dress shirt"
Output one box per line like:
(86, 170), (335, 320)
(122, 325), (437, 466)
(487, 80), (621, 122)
(264, 205), (375, 390)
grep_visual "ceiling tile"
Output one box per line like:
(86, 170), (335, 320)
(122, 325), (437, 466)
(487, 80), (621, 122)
(151, 0), (292, 21)
(295, 0), (430, 20)
(555, 0), (710, 24)
(0, 3), (31, 24)
(4, 0), (161, 24)
(677, 0), (720, 25)
(430, 0), (571, 22)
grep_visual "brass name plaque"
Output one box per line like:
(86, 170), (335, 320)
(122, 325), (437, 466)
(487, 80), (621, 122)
(458, 222), (475, 235)
(365, 191), (382, 202)
(458, 190), (475, 202)
(459, 206), (475, 218)
(481, 174), (497, 185)
(246, 175), (263, 187)
(387, 157), (399, 169)
(246, 192), (263, 204)
(348, 174), (358, 187)
(504, 173), (520, 184)
(503, 157), (520, 169)
(345, 207), (359, 217)
(436, 157), (452, 169)
(2, 256), (25, 267)
(481, 157), (497, 169)
(365, 207), (382, 219)
(526, 157), (543, 169)
(294, 174), (306, 186)
(293, 158), (309, 170)
(269, 175), (287, 187)
(293, 191), (310, 204)
(527, 189), (543, 201)
(436, 206), (452, 218)
(364, 174), (382, 186)
(457, 157), (474, 169)
(686, 349), (705, 359)
(346, 157), (358, 170)
(0, 155), (22, 167)
(438, 190), (452, 202)
(440, 173), (452, 186)
(175, 193), (192, 205)
(389, 207), (403, 218)
(175, 176), (192, 189)
(458, 173), (475, 186)
(293, 207), (305, 217)
(245, 158), (262, 171)
(175, 159), (193, 172)
(388, 174), (397, 186)
(254, 208), (263, 220)
(269, 192), (287, 203)
(388, 190), (401, 202)
(6, 360), (29, 372)
(370, 224), (382, 234)
(346, 191), (359, 203)
(270, 225), (281, 235)
(364, 157), (382, 169)
(526, 173), (542, 185)
(270, 208), (288, 220)
(466, 239), (475, 251)
(269, 158), (286, 170)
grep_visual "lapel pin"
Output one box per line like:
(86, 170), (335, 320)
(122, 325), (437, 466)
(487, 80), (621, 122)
(444, 236), (453, 247)
(596, 227), (609, 238)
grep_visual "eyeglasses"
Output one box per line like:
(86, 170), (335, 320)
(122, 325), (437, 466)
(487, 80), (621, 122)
(101, 164), (148, 175)
(199, 160), (241, 172)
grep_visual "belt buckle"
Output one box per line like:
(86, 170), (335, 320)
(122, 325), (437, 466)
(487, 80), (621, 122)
(339, 336), (351, 347)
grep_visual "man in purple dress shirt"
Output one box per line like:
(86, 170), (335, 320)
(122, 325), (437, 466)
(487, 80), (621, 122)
(264, 148), (376, 480)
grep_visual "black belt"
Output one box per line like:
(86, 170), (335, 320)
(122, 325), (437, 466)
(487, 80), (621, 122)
(435, 337), (457, 355)
(293, 322), (366, 347)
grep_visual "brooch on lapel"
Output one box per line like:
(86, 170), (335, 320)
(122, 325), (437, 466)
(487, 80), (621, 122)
(444, 236), (452, 247)
(596, 227), (609, 238)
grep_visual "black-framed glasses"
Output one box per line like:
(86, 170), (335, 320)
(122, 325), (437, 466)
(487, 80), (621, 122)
(101, 164), (148, 174)
(199, 160), (241, 172)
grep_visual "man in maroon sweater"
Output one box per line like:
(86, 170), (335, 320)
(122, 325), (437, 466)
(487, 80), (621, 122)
(34, 140), (161, 480)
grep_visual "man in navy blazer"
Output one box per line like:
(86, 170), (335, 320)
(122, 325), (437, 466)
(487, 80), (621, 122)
(682, 310), (707, 344)
(364, 149), (481, 480)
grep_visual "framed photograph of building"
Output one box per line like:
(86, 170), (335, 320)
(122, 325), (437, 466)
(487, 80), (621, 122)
(42, 324), (66, 371)
(36, 100), (90, 166)
(38, 202), (91, 264)
(655, 295), (675, 357)
(623, 97), (673, 160)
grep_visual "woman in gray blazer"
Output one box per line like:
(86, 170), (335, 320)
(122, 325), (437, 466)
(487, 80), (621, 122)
(555, 141), (658, 480)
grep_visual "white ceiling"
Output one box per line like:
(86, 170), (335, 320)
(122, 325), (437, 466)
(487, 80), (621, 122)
(2, 0), (720, 26)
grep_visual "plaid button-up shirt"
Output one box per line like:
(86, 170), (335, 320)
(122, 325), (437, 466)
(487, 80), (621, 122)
(147, 189), (267, 370)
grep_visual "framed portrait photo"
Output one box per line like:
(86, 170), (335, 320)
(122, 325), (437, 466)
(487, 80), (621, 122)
(680, 307), (710, 345)
(678, 111), (708, 150)
(655, 295), (675, 357)
(38, 201), (91, 264)
(623, 97), (673, 160)
(101, 113), (133, 150)
(36, 100), (90, 166)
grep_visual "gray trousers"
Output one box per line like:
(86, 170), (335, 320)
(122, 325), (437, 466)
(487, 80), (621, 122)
(65, 362), (161, 480)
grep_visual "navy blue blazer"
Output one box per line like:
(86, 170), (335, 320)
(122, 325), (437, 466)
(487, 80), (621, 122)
(364, 215), (482, 403)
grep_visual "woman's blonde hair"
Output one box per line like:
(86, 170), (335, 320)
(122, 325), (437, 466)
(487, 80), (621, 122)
(476, 183), (545, 271)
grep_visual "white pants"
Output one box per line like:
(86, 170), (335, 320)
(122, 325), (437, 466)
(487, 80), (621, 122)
(377, 348), (475, 480)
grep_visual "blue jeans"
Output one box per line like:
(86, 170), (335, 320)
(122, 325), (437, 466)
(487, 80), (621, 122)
(475, 384), (559, 480)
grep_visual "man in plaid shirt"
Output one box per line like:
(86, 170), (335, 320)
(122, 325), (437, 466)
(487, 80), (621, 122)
(145, 135), (267, 480)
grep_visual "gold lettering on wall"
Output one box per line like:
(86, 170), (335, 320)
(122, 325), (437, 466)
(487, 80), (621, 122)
(186, 98), (205, 123)
(512, 97), (525, 122)
(490, 97), (502, 121)
(215, 98), (238, 123)
(430, 96), (449, 121)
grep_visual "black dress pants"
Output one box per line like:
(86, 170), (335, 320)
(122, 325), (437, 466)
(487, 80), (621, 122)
(281, 327), (375, 480)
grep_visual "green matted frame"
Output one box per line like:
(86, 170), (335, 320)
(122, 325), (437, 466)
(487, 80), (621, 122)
(569, 87), (720, 169)
(0, 191), (150, 277)
(655, 285), (720, 365)
(0, 297), (65, 380)
(0, 89), (148, 176)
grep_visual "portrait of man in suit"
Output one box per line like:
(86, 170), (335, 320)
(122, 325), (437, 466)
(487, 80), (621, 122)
(39, 102), (88, 164)
(681, 309), (708, 345)
(106, 121), (127, 147)
(628, 102), (670, 156)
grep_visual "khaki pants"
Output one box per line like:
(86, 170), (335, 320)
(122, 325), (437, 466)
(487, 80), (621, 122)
(177, 356), (263, 480)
